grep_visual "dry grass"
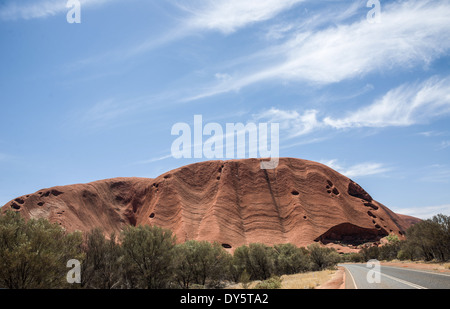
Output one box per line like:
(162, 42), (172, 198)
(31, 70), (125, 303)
(228, 269), (337, 289)
(280, 269), (337, 289)
(380, 260), (450, 273)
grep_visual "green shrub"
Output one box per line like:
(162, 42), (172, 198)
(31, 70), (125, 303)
(307, 243), (339, 270)
(173, 240), (232, 288)
(403, 214), (450, 262)
(121, 225), (176, 289)
(80, 228), (124, 289)
(254, 276), (282, 289)
(0, 211), (83, 289)
(233, 243), (276, 281)
(273, 243), (310, 275)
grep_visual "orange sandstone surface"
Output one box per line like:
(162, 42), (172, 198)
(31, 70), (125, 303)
(1, 158), (420, 252)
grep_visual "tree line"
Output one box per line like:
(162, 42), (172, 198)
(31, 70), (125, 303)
(1, 211), (449, 289)
(0, 211), (339, 289)
(341, 214), (450, 263)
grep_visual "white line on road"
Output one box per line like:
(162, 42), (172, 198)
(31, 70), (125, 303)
(377, 271), (427, 289)
(346, 267), (358, 289)
(342, 264), (430, 289)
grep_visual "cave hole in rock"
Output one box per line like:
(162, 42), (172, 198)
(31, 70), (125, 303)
(291, 190), (300, 196)
(364, 202), (379, 210)
(149, 213), (155, 219)
(15, 198), (25, 204)
(10, 203), (21, 210)
(51, 190), (64, 197)
(332, 188), (340, 195)
(314, 223), (388, 246)
(222, 244), (232, 249)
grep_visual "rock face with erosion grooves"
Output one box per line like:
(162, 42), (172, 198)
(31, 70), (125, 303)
(1, 158), (420, 252)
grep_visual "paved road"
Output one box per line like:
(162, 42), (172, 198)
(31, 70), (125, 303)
(339, 263), (450, 289)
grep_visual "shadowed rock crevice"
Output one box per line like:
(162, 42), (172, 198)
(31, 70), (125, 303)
(348, 181), (372, 201)
(314, 223), (389, 246)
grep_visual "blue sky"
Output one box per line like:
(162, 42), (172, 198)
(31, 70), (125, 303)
(1, 0), (450, 219)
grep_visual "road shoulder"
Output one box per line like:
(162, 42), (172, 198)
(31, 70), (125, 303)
(316, 266), (346, 289)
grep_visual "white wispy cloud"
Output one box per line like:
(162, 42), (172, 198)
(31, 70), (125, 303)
(255, 75), (450, 138)
(65, 0), (308, 70)
(174, 0), (305, 34)
(0, 0), (116, 21)
(253, 108), (321, 138)
(438, 141), (450, 150)
(319, 159), (391, 178)
(419, 165), (450, 183)
(324, 76), (450, 129)
(133, 154), (173, 165)
(80, 98), (136, 128)
(418, 131), (448, 138)
(185, 0), (450, 101)
(393, 204), (450, 220)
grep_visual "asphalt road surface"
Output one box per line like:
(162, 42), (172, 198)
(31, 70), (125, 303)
(339, 263), (450, 289)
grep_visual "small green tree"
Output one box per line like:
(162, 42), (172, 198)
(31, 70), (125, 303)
(173, 240), (232, 288)
(307, 243), (339, 271)
(403, 214), (450, 262)
(360, 246), (380, 262)
(273, 243), (310, 275)
(233, 243), (276, 281)
(254, 276), (282, 289)
(239, 269), (251, 289)
(0, 211), (83, 289)
(81, 228), (124, 289)
(121, 225), (176, 289)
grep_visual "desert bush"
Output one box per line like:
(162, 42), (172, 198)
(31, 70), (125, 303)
(239, 269), (251, 289)
(173, 240), (232, 288)
(273, 243), (310, 275)
(307, 244), (339, 271)
(121, 225), (176, 289)
(233, 243), (276, 281)
(0, 211), (83, 289)
(80, 228), (124, 289)
(254, 276), (282, 289)
(360, 246), (380, 261)
(403, 214), (450, 262)
(339, 252), (364, 263)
